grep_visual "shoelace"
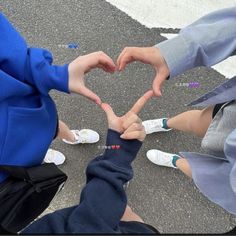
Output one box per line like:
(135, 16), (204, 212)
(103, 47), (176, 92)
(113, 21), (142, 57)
(158, 152), (173, 166)
(74, 130), (89, 143)
(146, 120), (162, 130)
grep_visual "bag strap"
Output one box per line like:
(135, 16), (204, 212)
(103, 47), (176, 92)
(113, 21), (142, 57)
(0, 163), (66, 182)
(0, 165), (30, 180)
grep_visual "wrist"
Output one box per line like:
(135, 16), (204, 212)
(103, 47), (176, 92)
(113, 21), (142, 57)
(152, 47), (170, 77)
(155, 36), (191, 79)
(103, 129), (142, 168)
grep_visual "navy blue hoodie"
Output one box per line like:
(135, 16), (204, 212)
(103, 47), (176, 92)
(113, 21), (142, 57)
(23, 129), (158, 234)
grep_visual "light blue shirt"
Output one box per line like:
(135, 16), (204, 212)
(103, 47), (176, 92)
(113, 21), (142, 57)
(156, 7), (236, 214)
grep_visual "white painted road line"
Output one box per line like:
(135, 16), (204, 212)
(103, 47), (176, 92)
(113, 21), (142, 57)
(106, 0), (236, 29)
(212, 57), (236, 79)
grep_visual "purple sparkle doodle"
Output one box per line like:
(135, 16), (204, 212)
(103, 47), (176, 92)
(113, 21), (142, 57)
(188, 82), (200, 88)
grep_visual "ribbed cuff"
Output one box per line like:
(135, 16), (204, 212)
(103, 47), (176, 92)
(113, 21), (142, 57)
(103, 129), (142, 168)
(27, 48), (70, 94)
(49, 63), (69, 93)
(155, 35), (193, 79)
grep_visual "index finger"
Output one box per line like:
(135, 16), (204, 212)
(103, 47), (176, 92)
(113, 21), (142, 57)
(130, 90), (154, 114)
(117, 47), (137, 71)
(98, 53), (117, 72)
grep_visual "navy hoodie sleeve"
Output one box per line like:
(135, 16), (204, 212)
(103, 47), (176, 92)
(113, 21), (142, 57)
(22, 130), (142, 234)
(0, 13), (69, 95)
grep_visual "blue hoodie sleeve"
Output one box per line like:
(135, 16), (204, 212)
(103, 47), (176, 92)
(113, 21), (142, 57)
(0, 13), (69, 94)
(22, 129), (142, 234)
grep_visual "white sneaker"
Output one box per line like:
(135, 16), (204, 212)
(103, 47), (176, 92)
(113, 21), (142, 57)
(142, 118), (172, 134)
(43, 149), (66, 165)
(62, 129), (100, 145)
(146, 149), (178, 168)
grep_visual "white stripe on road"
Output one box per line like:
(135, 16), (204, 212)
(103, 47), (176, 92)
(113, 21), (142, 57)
(160, 33), (177, 39)
(106, 0), (236, 29)
(212, 57), (236, 79)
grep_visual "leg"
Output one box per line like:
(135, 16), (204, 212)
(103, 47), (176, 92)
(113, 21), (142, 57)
(176, 158), (192, 178)
(121, 205), (144, 223)
(57, 120), (75, 142)
(147, 150), (192, 178)
(58, 120), (100, 144)
(147, 107), (213, 178)
(167, 106), (214, 138)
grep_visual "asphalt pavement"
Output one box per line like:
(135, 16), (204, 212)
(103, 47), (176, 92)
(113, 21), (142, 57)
(1, 0), (236, 233)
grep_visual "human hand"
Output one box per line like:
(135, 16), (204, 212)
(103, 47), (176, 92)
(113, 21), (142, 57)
(101, 90), (153, 141)
(68, 51), (116, 105)
(117, 47), (169, 97)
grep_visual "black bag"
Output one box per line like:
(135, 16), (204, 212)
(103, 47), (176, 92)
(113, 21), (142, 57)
(0, 163), (67, 234)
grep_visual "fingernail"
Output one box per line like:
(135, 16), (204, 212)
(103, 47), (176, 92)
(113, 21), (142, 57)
(96, 100), (102, 106)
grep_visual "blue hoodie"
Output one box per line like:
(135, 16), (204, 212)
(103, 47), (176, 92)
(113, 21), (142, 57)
(0, 13), (69, 182)
(22, 130), (158, 234)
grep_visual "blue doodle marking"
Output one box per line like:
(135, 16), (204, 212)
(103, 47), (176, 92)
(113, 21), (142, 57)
(67, 43), (79, 49)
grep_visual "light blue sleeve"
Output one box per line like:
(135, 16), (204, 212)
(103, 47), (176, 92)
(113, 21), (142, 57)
(156, 7), (236, 79)
(224, 129), (236, 194)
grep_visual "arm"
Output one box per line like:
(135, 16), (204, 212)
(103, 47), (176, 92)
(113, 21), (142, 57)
(117, 7), (236, 96)
(157, 7), (236, 78)
(0, 13), (69, 95)
(72, 130), (142, 233)
(0, 13), (116, 102)
(23, 130), (141, 234)
(22, 92), (152, 234)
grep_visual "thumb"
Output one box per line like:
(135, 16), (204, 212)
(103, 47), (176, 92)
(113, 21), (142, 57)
(78, 86), (101, 105)
(152, 72), (167, 97)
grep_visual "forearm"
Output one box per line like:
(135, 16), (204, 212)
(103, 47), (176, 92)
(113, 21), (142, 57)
(0, 12), (69, 95)
(25, 48), (69, 94)
(22, 130), (142, 234)
(156, 7), (236, 78)
(79, 129), (142, 230)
